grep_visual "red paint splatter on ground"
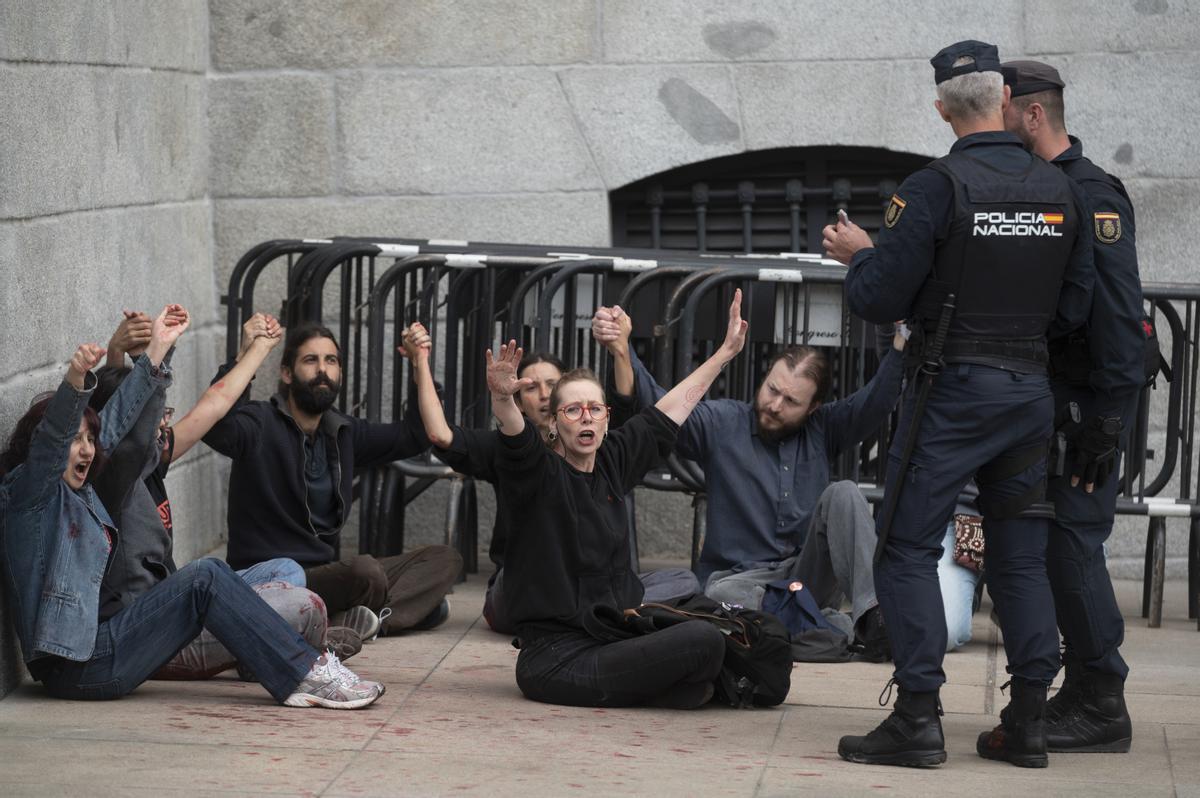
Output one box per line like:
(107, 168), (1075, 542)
(271, 757), (284, 762)
(613, 752), (634, 759)
(568, 784), (584, 789)
(244, 752), (260, 756)
(390, 728), (416, 736)
(872, 786), (892, 790)
(670, 748), (691, 754)
(793, 772), (822, 777)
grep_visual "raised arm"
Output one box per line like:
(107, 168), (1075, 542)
(655, 289), (748, 426)
(591, 304), (635, 397)
(169, 313), (282, 463)
(7, 345), (105, 511)
(486, 341), (533, 437)
(106, 310), (152, 367)
(399, 322), (453, 449)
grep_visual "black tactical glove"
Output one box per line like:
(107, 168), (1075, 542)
(1070, 416), (1122, 491)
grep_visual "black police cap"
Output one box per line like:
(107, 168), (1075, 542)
(1001, 59), (1066, 97)
(930, 40), (1002, 85)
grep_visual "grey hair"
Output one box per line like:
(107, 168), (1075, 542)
(935, 56), (1003, 119)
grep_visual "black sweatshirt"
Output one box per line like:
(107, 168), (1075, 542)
(203, 385), (429, 570)
(436, 392), (639, 577)
(491, 407), (678, 640)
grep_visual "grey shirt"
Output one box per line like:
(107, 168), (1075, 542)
(629, 347), (903, 582)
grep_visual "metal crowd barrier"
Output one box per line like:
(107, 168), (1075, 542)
(222, 237), (1200, 628)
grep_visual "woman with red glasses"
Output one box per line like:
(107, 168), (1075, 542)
(473, 290), (748, 709)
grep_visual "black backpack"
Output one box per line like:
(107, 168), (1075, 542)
(637, 596), (793, 708)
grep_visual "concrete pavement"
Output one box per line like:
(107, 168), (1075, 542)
(0, 569), (1196, 797)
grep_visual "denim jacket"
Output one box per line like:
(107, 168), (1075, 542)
(1, 355), (165, 663)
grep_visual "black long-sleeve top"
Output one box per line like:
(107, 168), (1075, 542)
(491, 406), (678, 640)
(436, 393), (639, 576)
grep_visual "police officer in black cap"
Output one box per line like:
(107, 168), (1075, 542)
(1002, 58), (1144, 755)
(824, 40), (1095, 768)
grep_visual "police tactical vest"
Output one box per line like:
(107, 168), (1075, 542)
(925, 151), (1081, 345)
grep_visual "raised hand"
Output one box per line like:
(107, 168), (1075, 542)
(146, 304), (190, 366)
(591, 305), (633, 355)
(67, 343), (106, 389)
(718, 288), (749, 361)
(399, 323), (433, 365)
(108, 310), (152, 362)
(239, 312), (282, 358)
(485, 340), (533, 397)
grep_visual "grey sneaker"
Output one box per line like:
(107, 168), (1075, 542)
(283, 652), (383, 709)
(324, 626), (364, 661)
(332, 606), (387, 641)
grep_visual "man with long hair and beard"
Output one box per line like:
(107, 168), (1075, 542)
(202, 323), (461, 641)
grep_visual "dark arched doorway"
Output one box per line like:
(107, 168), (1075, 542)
(610, 145), (932, 254)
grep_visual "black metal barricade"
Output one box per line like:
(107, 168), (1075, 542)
(222, 236), (1200, 628)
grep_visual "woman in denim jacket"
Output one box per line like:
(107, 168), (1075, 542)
(0, 307), (382, 709)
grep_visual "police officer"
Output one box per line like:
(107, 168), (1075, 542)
(1002, 59), (1144, 754)
(823, 40), (1095, 768)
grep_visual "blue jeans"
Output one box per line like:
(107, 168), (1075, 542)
(34, 559), (316, 703)
(937, 524), (981, 652)
(239, 557), (306, 588)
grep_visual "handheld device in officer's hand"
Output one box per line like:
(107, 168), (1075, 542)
(837, 209), (850, 226)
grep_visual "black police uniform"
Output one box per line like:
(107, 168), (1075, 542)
(845, 131), (1095, 694)
(1045, 137), (1144, 680)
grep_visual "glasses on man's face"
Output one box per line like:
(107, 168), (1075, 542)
(557, 403), (610, 422)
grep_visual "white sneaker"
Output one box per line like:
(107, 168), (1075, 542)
(325, 649), (386, 697)
(283, 652), (384, 709)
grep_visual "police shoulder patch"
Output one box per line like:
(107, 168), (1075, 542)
(1094, 212), (1122, 244)
(884, 194), (907, 228)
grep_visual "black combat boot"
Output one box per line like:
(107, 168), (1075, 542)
(839, 681), (947, 768)
(977, 679), (1049, 768)
(1044, 652), (1084, 725)
(1046, 671), (1132, 753)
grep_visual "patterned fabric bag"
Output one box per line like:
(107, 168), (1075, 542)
(953, 514), (985, 573)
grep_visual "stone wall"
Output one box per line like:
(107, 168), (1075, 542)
(3, 0), (1198, 698)
(0, 0), (216, 697)
(207, 0), (1200, 579)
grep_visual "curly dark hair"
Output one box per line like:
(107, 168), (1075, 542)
(0, 396), (106, 483)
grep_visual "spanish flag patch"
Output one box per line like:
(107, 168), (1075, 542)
(1095, 212), (1122, 244)
(884, 194), (906, 228)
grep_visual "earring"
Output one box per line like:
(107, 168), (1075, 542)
(547, 428), (558, 442)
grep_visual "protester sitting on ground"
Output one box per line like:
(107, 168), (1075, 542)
(94, 310), (360, 676)
(592, 304), (905, 660)
(202, 322), (461, 639)
(401, 331), (699, 635)
(468, 290), (748, 708)
(0, 328), (382, 709)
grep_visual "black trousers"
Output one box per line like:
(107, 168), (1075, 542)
(1046, 384), (1138, 680)
(876, 364), (1060, 691)
(514, 621), (725, 707)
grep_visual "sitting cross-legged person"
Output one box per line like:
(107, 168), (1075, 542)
(401, 328), (699, 636)
(412, 291), (747, 708)
(202, 322), (462, 639)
